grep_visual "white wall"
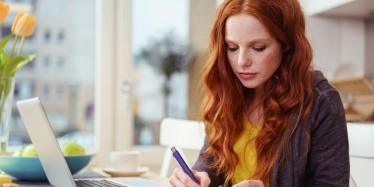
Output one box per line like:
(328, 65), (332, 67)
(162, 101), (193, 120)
(303, 0), (354, 16)
(306, 16), (366, 79)
(366, 21), (374, 79)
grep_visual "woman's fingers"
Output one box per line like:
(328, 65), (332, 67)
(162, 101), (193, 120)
(169, 170), (186, 187)
(194, 171), (211, 187)
(169, 168), (200, 187)
(175, 168), (200, 187)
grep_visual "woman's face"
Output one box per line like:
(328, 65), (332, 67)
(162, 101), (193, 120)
(225, 13), (282, 90)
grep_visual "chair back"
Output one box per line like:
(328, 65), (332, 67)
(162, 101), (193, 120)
(159, 118), (205, 177)
(347, 123), (374, 187)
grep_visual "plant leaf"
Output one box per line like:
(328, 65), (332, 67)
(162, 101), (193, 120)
(3, 54), (35, 77)
(0, 51), (10, 76)
(14, 54), (35, 73)
(0, 34), (13, 50)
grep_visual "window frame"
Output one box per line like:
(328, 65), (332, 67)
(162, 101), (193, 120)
(94, 0), (134, 166)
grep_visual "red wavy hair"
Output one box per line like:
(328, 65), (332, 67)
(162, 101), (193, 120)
(202, 0), (314, 185)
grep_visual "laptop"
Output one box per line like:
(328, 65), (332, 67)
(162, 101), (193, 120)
(16, 98), (166, 187)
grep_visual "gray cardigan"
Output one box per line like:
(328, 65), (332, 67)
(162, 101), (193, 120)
(193, 71), (350, 187)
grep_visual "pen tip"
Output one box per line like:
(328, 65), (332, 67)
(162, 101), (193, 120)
(171, 146), (176, 152)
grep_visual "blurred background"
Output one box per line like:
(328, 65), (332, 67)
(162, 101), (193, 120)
(1, 0), (373, 173)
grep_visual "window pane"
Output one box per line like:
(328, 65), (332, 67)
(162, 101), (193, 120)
(2, 0), (96, 150)
(132, 0), (189, 145)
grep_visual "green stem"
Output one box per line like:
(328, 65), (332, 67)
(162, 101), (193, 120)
(1, 37), (19, 78)
(10, 36), (18, 58)
(18, 37), (25, 56)
(1, 37), (19, 79)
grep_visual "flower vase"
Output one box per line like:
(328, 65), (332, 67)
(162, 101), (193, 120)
(0, 77), (15, 152)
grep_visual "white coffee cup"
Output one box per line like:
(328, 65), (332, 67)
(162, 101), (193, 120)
(109, 150), (140, 172)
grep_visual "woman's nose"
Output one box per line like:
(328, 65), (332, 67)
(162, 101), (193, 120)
(237, 49), (252, 67)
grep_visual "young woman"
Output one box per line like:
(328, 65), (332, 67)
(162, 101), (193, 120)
(169, 0), (349, 187)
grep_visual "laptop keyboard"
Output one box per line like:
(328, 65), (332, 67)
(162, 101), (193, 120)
(75, 179), (126, 187)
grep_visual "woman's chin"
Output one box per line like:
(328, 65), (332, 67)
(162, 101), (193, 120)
(240, 81), (262, 89)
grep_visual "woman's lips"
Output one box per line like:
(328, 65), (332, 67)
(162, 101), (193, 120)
(238, 72), (257, 80)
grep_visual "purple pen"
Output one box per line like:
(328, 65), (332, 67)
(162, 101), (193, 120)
(171, 146), (199, 183)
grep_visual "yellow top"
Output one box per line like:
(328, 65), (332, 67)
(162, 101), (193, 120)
(231, 118), (261, 185)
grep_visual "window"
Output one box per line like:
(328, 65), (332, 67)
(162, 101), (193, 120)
(8, 0), (96, 150)
(44, 29), (51, 42)
(43, 56), (50, 69)
(57, 85), (64, 96)
(58, 30), (65, 43)
(57, 57), (65, 68)
(25, 58), (35, 70)
(43, 84), (50, 98)
(132, 0), (189, 145)
(14, 80), (34, 99)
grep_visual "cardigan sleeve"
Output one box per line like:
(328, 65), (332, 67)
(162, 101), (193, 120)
(308, 88), (350, 187)
(192, 138), (225, 187)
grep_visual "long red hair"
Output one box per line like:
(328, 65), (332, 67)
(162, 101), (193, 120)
(202, 0), (314, 185)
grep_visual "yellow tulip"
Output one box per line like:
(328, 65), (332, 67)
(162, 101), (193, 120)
(0, 2), (10, 24)
(11, 13), (36, 37)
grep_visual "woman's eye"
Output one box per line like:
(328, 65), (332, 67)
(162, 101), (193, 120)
(227, 46), (238, 52)
(253, 46), (266, 52)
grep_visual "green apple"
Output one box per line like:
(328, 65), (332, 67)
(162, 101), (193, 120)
(22, 145), (38, 157)
(61, 142), (85, 156)
(12, 148), (24, 157)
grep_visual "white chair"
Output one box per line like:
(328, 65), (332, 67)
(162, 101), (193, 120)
(347, 123), (374, 187)
(159, 118), (206, 177)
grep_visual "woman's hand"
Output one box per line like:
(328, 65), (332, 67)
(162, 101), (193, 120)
(232, 180), (264, 187)
(169, 168), (211, 187)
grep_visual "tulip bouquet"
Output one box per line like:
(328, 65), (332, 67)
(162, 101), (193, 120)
(0, 1), (36, 151)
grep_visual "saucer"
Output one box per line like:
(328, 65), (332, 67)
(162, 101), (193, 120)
(102, 166), (149, 177)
